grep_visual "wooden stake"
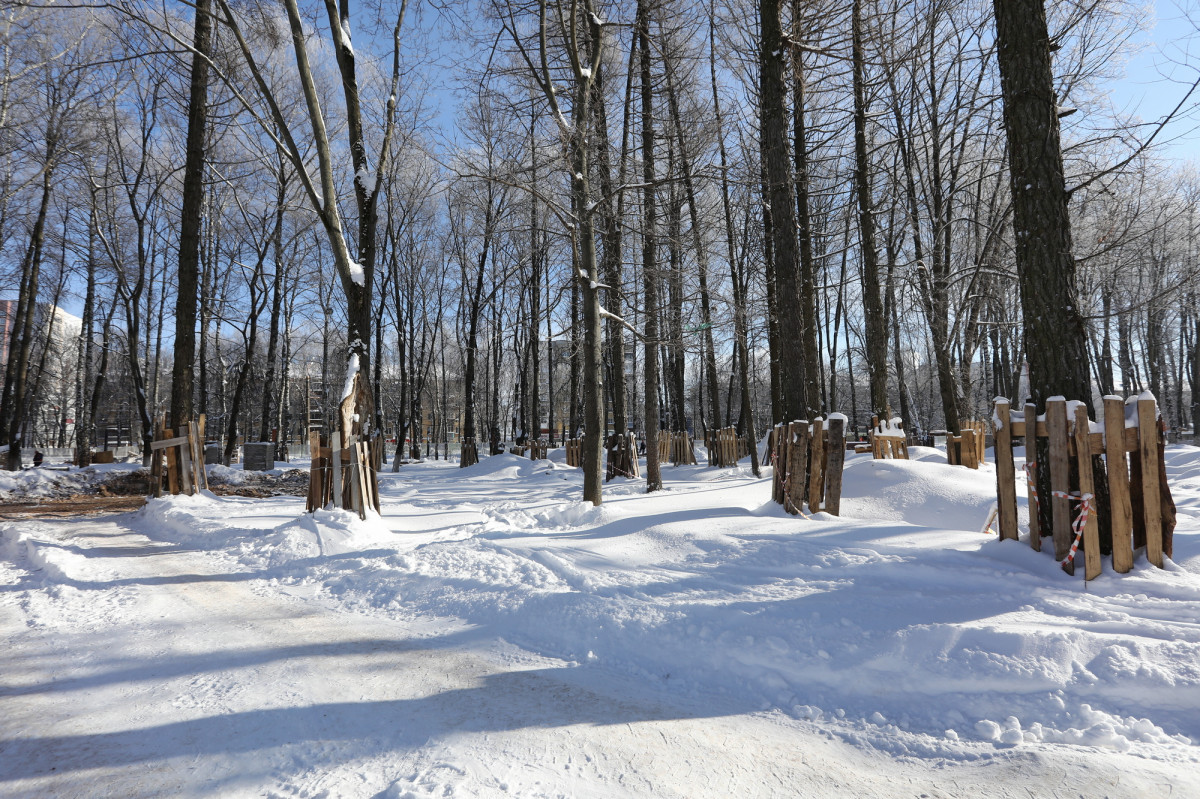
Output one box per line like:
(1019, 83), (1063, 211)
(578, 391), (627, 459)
(808, 418), (825, 512)
(1103, 397), (1133, 573)
(331, 430), (343, 511)
(1138, 397), (1164, 568)
(1045, 399), (1072, 560)
(164, 427), (179, 495)
(1025, 402), (1041, 551)
(994, 400), (1018, 542)
(1073, 405), (1101, 580)
(787, 422), (810, 514)
(825, 417), (845, 516)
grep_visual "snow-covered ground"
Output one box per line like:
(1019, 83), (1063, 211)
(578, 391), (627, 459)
(3, 445), (1199, 797)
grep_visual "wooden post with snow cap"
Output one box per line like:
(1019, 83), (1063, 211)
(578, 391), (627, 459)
(993, 399), (1019, 542)
(786, 421), (809, 514)
(1103, 396), (1134, 573)
(824, 414), (846, 515)
(1072, 404), (1101, 580)
(1045, 399), (1072, 560)
(808, 417), (826, 511)
(1024, 401), (1041, 551)
(1138, 395), (1164, 568)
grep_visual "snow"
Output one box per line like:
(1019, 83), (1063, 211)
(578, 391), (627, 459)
(355, 166), (376, 195)
(3, 448), (1200, 797)
(348, 259), (365, 286)
(342, 353), (360, 402)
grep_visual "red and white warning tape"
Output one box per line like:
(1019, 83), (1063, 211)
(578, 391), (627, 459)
(1051, 490), (1094, 572)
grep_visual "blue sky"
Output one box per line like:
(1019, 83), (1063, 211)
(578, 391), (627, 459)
(1107, 0), (1200, 162)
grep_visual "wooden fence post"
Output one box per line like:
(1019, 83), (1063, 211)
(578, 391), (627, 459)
(994, 400), (1018, 542)
(825, 417), (845, 515)
(1045, 399), (1072, 560)
(808, 417), (825, 512)
(1138, 396), (1164, 568)
(786, 421), (810, 514)
(772, 424), (787, 505)
(1073, 405), (1101, 580)
(1025, 402), (1041, 551)
(1103, 397), (1134, 573)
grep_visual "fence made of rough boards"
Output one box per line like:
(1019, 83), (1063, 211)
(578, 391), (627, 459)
(992, 395), (1175, 581)
(606, 433), (639, 479)
(150, 416), (208, 497)
(870, 416), (909, 460)
(947, 420), (987, 468)
(657, 431), (697, 465)
(307, 430), (382, 519)
(769, 415), (846, 516)
(706, 427), (747, 467)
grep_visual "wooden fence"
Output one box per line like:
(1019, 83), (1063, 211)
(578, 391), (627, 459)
(657, 431), (697, 465)
(306, 430), (382, 519)
(706, 427), (748, 467)
(150, 416), (208, 497)
(993, 395), (1175, 580)
(769, 416), (846, 516)
(870, 415), (909, 460)
(606, 433), (639, 479)
(565, 438), (581, 468)
(461, 437), (479, 467)
(947, 420), (987, 468)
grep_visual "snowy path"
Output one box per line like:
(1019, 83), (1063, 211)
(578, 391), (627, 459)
(0, 518), (926, 797)
(3, 450), (1199, 796)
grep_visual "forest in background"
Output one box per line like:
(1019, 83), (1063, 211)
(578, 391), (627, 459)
(1, 0), (1198, 491)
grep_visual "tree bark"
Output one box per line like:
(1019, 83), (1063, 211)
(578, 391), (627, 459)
(993, 0), (1092, 410)
(171, 0), (212, 429)
(851, 0), (889, 419)
(639, 0), (662, 491)
(759, 0), (806, 421)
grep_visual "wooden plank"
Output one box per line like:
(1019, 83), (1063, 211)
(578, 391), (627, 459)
(189, 421), (204, 492)
(962, 429), (978, 469)
(1025, 402), (1041, 552)
(307, 431), (320, 512)
(994, 401), (1019, 542)
(163, 428), (180, 496)
(1138, 398), (1164, 568)
(772, 425), (786, 505)
(1104, 398), (1134, 573)
(150, 435), (191, 451)
(331, 431), (343, 511)
(787, 422), (810, 514)
(825, 418), (845, 516)
(150, 416), (166, 498)
(1074, 405), (1101, 580)
(178, 425), (194, 496)
(1045, 399), (1072, 560)
(196, 417), (209, 491)
(349, 442), (366, 519)
(808, 418), (826, 511)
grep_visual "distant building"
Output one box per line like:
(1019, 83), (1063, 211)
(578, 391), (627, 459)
(0, 301), (83, 449)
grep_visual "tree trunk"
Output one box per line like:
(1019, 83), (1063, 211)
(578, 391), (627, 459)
(790, 1), (822, 415)
(759, 0), (806, 422)
(1, 162), (55, 470)
(172, 0), (212, 429)
(993, 0), (1092, 409)
(639, 0), (662, 492)
(851, 0), (889, 419)
(710, 12), (758, 474)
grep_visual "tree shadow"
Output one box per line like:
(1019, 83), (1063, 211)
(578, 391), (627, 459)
(0, 662), (737, 783)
